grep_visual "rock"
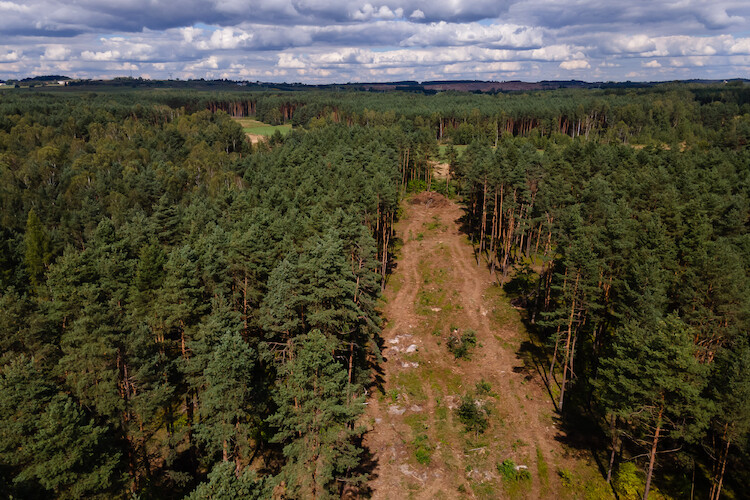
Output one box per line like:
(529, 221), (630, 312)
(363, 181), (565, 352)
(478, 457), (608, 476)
(430, 307), (442, 312)
(406, 344), (418, 353)
(409, 405), (423, 412)
(388, 405), (405, 415)
(401, 361), (419, 368)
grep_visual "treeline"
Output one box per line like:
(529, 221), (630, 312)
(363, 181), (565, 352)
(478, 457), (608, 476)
(0, 94), (407, 498)
(21, 82), (750, 148)
(103, 83), (750, 148)
(454, 135), (750, 498)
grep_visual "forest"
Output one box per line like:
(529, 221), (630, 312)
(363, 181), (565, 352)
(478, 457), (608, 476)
(0, 82), (748, 499)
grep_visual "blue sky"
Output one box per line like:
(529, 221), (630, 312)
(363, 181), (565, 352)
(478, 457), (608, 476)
(0, 0), (748, 82)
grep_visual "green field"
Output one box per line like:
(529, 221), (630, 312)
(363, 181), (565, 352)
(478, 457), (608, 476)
(234, 117), (292, 136)
(438, 144), (468, 159)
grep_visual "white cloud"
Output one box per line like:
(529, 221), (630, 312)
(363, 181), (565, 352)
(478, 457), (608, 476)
(559, 60), (590, 70)
(42, 44), (71, 61)
(401, 22), (543, 49)
(0, 50), (20, 62)
(0, 1), (29, 12)
(0, 0), (747, 82)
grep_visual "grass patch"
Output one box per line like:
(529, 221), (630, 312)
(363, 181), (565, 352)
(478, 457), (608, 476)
(394, 371), (428, 403)
(413, 434), (433, 465)
(536, 446), (549, 488)
(234, 118), (292, 136)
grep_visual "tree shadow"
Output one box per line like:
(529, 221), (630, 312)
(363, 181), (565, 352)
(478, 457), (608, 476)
(553, 404), (610, 481)
(348, 437), (379, 499)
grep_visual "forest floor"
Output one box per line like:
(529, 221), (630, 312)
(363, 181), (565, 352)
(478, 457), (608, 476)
(361, 191), (613, 499)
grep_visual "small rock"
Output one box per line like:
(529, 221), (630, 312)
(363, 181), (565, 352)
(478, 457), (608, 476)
(389, 338), (400, 345)
(409, 405), (423, 412)
(406, 344), (418, 353)
(430, 307), (442, 312)
(388, 405), (405, 415)
(401, 361), (419, 368)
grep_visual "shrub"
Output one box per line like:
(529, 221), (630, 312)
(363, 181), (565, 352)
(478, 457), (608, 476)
(447, 329), (477, 359)
(475, 379), (492, 395)
(497, 459), (531, 482)
(456, 393), (490, 436)
(612, 462), (642, 500)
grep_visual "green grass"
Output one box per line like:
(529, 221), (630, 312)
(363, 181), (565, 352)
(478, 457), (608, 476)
(438, 144), (468, 159)
(235, 118), (292, 136)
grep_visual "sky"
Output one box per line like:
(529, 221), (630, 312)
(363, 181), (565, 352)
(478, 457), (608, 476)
(0, 0), (749, 83)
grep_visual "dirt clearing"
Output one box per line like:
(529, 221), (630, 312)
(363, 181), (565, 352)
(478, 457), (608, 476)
(362, 193), (610, 499)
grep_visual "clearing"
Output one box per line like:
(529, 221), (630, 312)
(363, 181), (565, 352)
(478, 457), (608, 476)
(362, 191), (611, 499)
(233, 117), (292, 143)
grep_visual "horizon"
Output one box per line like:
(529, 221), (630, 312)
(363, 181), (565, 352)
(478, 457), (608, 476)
(0, 1), (749, 83)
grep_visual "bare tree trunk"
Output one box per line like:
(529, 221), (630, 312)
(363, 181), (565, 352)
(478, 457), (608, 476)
(479, 176), (487, 257)
(643, 403), (663, 500)
(606, 414), (617, 483)
(558, 272), (579, 411)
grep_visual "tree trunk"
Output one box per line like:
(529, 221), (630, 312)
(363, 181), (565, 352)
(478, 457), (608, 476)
(479, 176), (487, 256)
(558, 272), (579, 411)
(643, 403), (664, 500)
(710, 429), (731, 500)
(606, 414), (617, 483)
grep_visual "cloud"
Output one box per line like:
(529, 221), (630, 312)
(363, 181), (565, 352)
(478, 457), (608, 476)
(42, 45), (71, 61)
(401, 22), (543, 49)
(0, 0), (747, 82)
(559, 59), (590, 70)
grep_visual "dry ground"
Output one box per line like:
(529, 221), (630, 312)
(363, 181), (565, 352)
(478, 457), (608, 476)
(362, 192), (611, 499)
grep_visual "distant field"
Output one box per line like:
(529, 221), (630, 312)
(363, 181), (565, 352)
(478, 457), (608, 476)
(438, 144), (468, 159)
(234, 117), (292, 137)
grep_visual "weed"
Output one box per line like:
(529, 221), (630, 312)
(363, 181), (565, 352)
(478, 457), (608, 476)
(558, 467), (574, 488)
(447, 329), (477, 359)
(413, 434), (433, 465)
(475, 379), (492, 395)
(497, 458), (532, 482)
(511, 438), (528, 451)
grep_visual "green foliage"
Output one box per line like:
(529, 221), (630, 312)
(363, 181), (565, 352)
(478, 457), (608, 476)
(612, 462), (642, 500)
(497, 459), (531, 482)
(23, 208), (51, 291)
(413, 434), (432, 465)
(270, 330), (366, 498)
(447, 329), (477, 359)
(456, 392), (491, 436)
(407, 179), (427, 193)
(185, 462), (268, 500)
(558, 468), (574, 488)
(475, 379), (492, 395)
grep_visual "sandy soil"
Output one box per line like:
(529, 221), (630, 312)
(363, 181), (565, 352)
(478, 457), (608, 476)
(362, 192), (606, 499)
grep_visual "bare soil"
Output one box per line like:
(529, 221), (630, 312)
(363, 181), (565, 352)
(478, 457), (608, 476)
(362, 192), (610, 499)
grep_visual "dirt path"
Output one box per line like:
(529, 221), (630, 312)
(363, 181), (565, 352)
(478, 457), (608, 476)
(362, 192), (607, 499)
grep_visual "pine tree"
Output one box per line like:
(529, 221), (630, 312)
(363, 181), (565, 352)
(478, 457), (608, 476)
(197, 331), (258, 467)
(269, 330), (366, 499)
(24, 208), (51, 291)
